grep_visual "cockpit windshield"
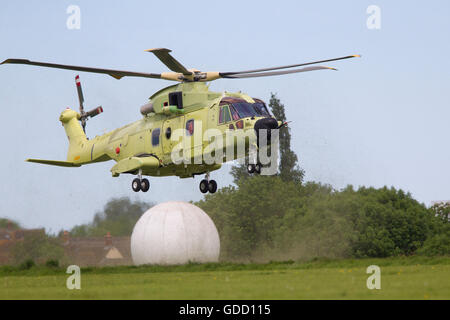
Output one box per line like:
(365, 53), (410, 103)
(231, 102), (270, 119)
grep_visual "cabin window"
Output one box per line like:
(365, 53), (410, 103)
(186, 119), (194, 136)
(219, 105), (231, 124)
(165, 127), (172, 139)
(152, 128), (160, 146)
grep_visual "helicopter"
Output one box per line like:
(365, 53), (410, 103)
(1, 49), (359, 193)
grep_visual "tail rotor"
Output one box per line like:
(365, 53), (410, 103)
(74, 75), (103, 133)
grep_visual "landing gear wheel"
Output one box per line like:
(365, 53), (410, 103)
(247, 164), (255, 174)
(132, 178), (141, 192)
(199, 179), (209, 193)
(140, 178), (150, 192)
(208, 180), (217, 194)
(255, 163), (262, 174)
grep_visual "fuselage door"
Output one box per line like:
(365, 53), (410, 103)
(162, 116), (185, 158)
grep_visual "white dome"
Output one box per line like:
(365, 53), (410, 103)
(131, 201), (220, 265)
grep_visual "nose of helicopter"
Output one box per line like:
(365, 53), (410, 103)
(254, 117), (279, 147)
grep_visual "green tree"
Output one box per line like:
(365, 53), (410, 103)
(430, 202), (450, 222)
(197, 177), (334, 261)
(230, 161), (250, 185)
(417, 202), (450, 255)
(335, 186), (434, 257)
(269, 93), (304, 183)
(417, 228), (450, 256)
(68, 197), (153, 237)
(0, 218), (20, 230)
(11, 232), (64, 265)
(196, 179), (447, 261)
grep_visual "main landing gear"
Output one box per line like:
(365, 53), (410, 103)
(132, 169), (150, 192)
(199, 172), (217, 194)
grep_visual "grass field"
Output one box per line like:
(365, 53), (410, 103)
(0, 256), (449, 299)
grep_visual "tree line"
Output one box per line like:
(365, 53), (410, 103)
(197, 178), (449, 261)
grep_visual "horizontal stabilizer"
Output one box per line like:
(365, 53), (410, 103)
(26, 159), (81, 167)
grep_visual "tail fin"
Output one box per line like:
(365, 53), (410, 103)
(59, 108), (88, 161)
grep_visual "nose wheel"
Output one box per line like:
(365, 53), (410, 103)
(132, 170), (150, 192)
(247, 163), (262, 174)
(199, 172), (217, 194)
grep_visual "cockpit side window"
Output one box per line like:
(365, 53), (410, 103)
(219, 105), (232, 124)
(224, 106), (231, 122)
(230, 105), (240, 121)
(253, 102), (270, 116)
(219, 107), (224, 123)
(219, 106), (224, 123)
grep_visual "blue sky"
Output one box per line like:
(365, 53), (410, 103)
(0, 0), (449, 232)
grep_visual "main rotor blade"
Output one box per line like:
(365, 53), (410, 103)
(220, 65), (337, 79)
(145, 48), (192, 75)
(75, 75), (85, 113)
(1, 59), (162, 80)
(221, 55), (360, 76)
